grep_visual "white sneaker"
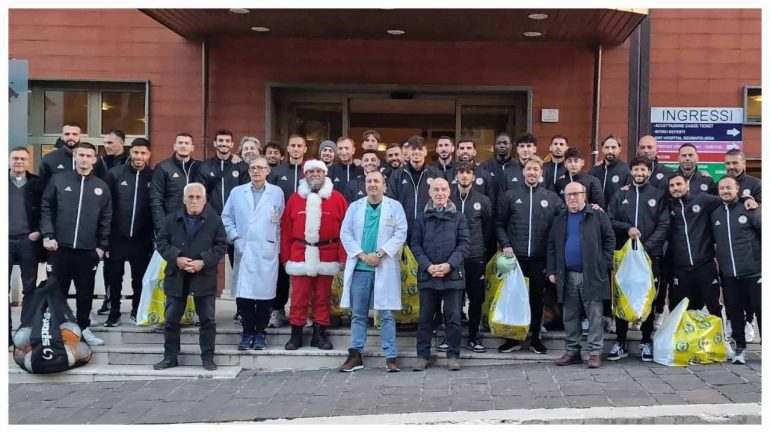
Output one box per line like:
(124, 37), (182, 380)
(653, 313), (664, 330)
(732, 348), (747, 365)
(745, 322), (755, 343)
(82, 328), (105, 346)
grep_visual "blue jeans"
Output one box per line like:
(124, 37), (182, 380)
(350, 270), (398, 359)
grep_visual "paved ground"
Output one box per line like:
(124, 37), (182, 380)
(9, 356), (761, 424)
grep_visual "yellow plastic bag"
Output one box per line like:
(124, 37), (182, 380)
(489, 257), (530, 340)
(653, 298), (727, 366)
(375, 246), (420, 325)
(136, 251), (196, 326)
(612, 239), (655, 323)
(482, 252), (504, 328)
(330, 272), (350, 317)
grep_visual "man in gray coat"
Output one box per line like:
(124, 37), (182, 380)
(547, 182), (615, 369)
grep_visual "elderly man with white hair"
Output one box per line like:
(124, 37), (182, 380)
(281, 160), (349, 351)
(154, 182), (229, 371)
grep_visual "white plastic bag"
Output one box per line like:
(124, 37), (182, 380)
(613, 240), (655, 322)
(489, 259), (530, 340)
(135, 250), (164, 325)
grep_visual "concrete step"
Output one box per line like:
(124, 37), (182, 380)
(7, 361), (243, 384)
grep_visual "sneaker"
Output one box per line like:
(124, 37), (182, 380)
(640, 342), (653, 362)
(103, 317), (120, 327)
(745, 322), (755, 343)
(339, 348), (364, 372)
(606, 342), (628, 361)
(497, 339), (522, 353)
(581, 318), (589, 335)
(237, 335), (253, 351)
(96, 299), (110, 316)
(252, 333), (267, 350)
(437, 338), (448, 352)
(653, 313), (664, 330)
(732, 348), (747, 365)
(268, 309), (284, 328)
(466, 339), (486, 353)
(412, 358), (429, 371)
(82, 328), (105, 346)
(447, 358), (462, 371)
(385, 357), (400, 372)
(129, 312), (137, 323)
(233, 312), (241, 325)
(529, 338), (548, 354)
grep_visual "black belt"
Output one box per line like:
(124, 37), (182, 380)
(304, 239), (338, 247)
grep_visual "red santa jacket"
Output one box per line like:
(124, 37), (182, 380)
(281, 177), (348, 276)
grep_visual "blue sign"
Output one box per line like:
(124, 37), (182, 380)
(650, 123), (742, 142)
(9, 59), (29, 150)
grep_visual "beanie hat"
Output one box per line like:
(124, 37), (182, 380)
(318, 140), (337, 155)
(303, 159), (328, 173)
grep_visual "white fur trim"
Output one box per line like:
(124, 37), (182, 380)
(298, 177), (333, 199)
(285, 260), (341, 276)
(303, 159), (328, 173)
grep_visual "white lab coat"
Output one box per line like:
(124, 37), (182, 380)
(340, 196), (408, 310)
(221, 182), (285, 300)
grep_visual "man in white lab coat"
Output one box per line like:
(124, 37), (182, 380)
(338, 170), (408, 372)
(222, 156), (285, 350)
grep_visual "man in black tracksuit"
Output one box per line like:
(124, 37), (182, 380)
(38, 122), (81, 190)
(443, 137), (497, 210)
(607, 156), (670, 362)
(494, 132), (539, 194)
(554, 148), (606, 209)
(40, 142), (112, 346)
(344, 150), (383, 203)
(711, 176), (762, 365)
(588, 134), (632, 207)
(328, 137), (363, 194)
(665, 173), (725, 315)
(480, 132), (516, 195)
(265, 134), (308, 327)
(450, 162), (494, 353)
(149, 132), (200, 234)
(543, 135), (568, 191)
(637, 135), (675, 191)
(386, 135), (444, 239)
(725, 149), (761, 202)
(675, 143), (715, 195)
(102, 139), (155, 326)
(496, 157), (565, 355)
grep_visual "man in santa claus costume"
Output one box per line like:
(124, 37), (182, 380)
(281, 159), (349, 350)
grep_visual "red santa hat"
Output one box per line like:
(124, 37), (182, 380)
(303, 159), (328, 173)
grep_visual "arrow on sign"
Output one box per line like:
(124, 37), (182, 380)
(726, 128), (741, 137)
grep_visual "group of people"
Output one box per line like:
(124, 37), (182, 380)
(8, 125), (761, 372)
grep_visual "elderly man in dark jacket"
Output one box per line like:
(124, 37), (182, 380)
(547, 182), (615, 369)
(154, 182), (228, 371)
(411, 178), (470, 371)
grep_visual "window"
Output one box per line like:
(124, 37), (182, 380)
(27, 80), (149, 171)
(744, 86), (761, 125)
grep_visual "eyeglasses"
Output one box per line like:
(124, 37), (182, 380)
(565, 192), (586, 198)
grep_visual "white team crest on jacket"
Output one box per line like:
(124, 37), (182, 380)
(648, 198), (656, 207)
(692, 204), (701, 213)
(475, 178), (484, 185)
(700, 183), (708, 191)
(541, 200), (549, 208)
(743, 189), (751, 197)
(656, 173), (664, 180)
(232, 170), (239, 177)
(473, 202), (481, 210)
(612, 175), (620, 183)
(738, 215), (748, 224)
(94, 188), (103, 196)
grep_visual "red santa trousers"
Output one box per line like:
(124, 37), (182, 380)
(289, 275), (334, 326)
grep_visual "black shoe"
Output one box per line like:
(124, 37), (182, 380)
(310, 323), (333, 350)
(529, 338), (548, 354)
(129, 312), (137, 323)
(96, 299), (110, 315)
(498, 339), (522, 353)
(202, 358), (217, 371)
(153, 358), (178, 370)
(285, 325), (303, 350)
(103, 316), (120, 327)
(238, 335), (254, 351)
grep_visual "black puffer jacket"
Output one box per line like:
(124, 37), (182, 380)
(386, 163), (444, 234)
(736, 171), (762, 202)
(40, 170), (112, 250)
(543, 160), (567, 191)
(451, 186), (494, 260)
(480, 156), (526, 195)
(676, 168), (715, 195)
(667, 192), (722, 269)
(555, 172), (606, 209)
(94, 152), (130, 180)
(104, 164), (154, 239)
(711, 199), (761, 277)
(608, 182), (670, 256)
(193, 155), (249, 215)
(328, 162), (363, 194)
(267, 161), (303, 204)
(439, 162), (497, 210)
(496, 183), (564, 258)
(149, 156), (199, 231)
(649, 158), (675, 191)
(588, 160), (631, 206)
(38, 145), (75, 190)
(410, 201), (470, 291)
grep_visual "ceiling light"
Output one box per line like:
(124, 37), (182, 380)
(387, 29), (405, 35)
(251, 26), (270, 32)
(528, 13), (549, 20)
(523, 31), (542, 37)
(229, 8), (249, 14)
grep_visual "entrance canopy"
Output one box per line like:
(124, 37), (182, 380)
(142, 8), (647, 46)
